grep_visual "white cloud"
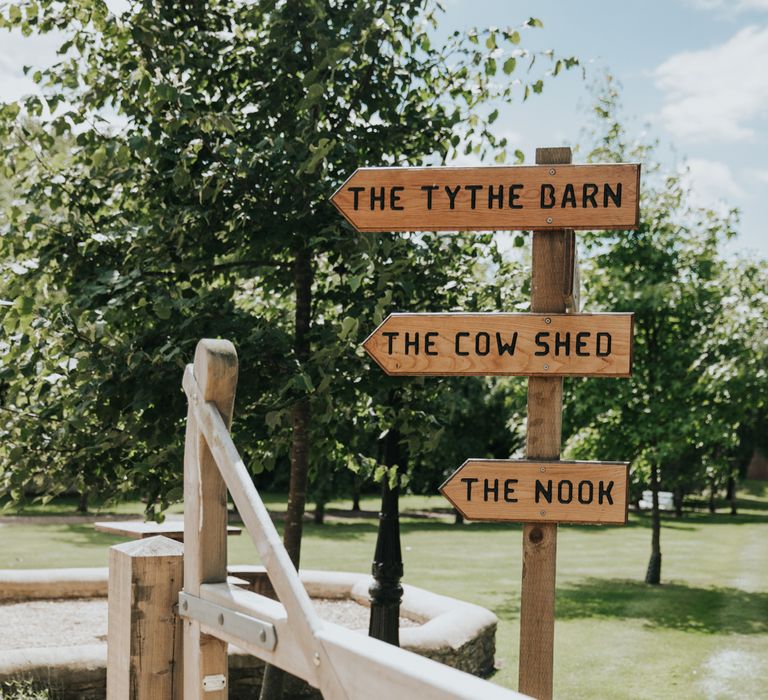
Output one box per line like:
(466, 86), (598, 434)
(682, 158), (745, 210)
(689, 0), (768, 12)
(654, 26), (768, 142)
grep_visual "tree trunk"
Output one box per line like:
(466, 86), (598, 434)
(351, 481), (361, 512)
(727, 474), (737, 516)
(77, 489), (88, 514)
(314, 501), (325, 525)
(454, 508), (464, 525)
(645, 462), (662, 585)
(368, 428), (404, 646)
(259, 244), (312, 700)
(708, 475), (717, 514)
(673, 486), (683, 519)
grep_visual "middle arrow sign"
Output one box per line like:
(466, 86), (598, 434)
(363, 312), (634, 377)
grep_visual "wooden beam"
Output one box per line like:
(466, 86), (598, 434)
(107, 535), (184, 699)
(183, 339), (238, 700)
(518, 146), (573, 700)
(182, 366), (349, 700)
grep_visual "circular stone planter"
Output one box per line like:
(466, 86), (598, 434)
(0, 567), (497, 699)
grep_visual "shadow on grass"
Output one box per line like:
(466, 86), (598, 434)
(555, 578), (768, 635)
(51, 524), (131, 548)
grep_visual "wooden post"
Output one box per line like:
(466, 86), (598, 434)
(184, 339), (239, 700)
(107, 535), (184, 699)
(518, 146), (572, 700)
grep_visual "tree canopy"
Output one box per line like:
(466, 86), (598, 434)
(0, 0), (573, 522)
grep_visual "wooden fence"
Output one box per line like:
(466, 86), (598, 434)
(107, 338), (529, 700)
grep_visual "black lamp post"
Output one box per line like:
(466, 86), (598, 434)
(368, 428), (404, 645)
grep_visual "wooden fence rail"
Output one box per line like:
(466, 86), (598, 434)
(109, 339), (530, 700)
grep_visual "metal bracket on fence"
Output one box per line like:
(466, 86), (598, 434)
(179, 591), (277, 652)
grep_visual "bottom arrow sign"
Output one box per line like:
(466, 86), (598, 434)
(440, 460), (629, 525)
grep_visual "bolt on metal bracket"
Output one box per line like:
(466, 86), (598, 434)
(179, 591), (277, 652)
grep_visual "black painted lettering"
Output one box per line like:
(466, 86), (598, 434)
(535, 331), (550, 356)
(575, 331), (590, 356)
(462, 477), (479, 501)
(582, 183), (598, 207)
(540, 184), (556, 209)
(445, 185), (461, 209)
(561, 183), (577, 208)
(455, 331), (470, 356)
(484, 478), (499, 502)
(504, 479), (519, 503)
(509, 184), (523, 209)
(404, 332), (419, 355)
(488, 185), (504, 209)
(596, 332), (612, 356)
(535, 480), (553, 504)
(390, 186), (404, 211)
(599, 480), (614, 505)
(554, 331), (571, 356)
(383, 331), (399, 355)
(420, 185), (439, 209)
(558, 479), (573, 504)
(370, 187), (386, 210)
(424, 331), (438, 356)
(578, 480), (594, 504)
(349, 186), (365, 210)
(496, 332), (518, 356)
(475, 331), (490, 356)
(465, 184), (483, 209)
(604, 183), (622, 208)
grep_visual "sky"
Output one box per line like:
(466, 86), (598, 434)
(0, 0), (766, 258)
(433, 0), (768, 257)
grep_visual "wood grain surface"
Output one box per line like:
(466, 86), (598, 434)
(519, 146), (569, 700)
(363, 312), (634, 377)
(183, 339), (239, 700)
(331, 163), (640, 231)
(440, 460), (629, 525)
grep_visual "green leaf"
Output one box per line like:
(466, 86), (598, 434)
(306, 83), (324, 101)
(338, 316), (358, 340)
(503, 57), (517, 74)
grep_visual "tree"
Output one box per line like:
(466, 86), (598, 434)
(564, 78), (753, 584)
(0, 3), (577, 693)
(0, 0), (573, 514)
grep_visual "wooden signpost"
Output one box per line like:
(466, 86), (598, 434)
(440, 460), (629, 525)
(331, 163), (640, 231)
(334, 146), (639, 700)
(363, 312), (633, 377)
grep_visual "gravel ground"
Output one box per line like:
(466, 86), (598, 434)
(0, 597), (417, 650)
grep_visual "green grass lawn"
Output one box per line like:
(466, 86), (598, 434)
(1, 484), (766, 699)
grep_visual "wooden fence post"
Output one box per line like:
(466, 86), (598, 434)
(184, 339), (238, 699)
(107, 535), (184, 699)
(518, 146), (572, 700)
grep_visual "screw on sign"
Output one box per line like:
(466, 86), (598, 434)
(332, 146), (640, 700)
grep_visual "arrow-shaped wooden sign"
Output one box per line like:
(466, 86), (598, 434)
(440, 460), (629, 524)
(331, 164), (641, 232)
(363, 312), (633, 377)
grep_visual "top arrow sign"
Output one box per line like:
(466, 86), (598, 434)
(331, 164), (640, 232)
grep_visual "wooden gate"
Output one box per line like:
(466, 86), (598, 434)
(177, 338), (528, 700)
